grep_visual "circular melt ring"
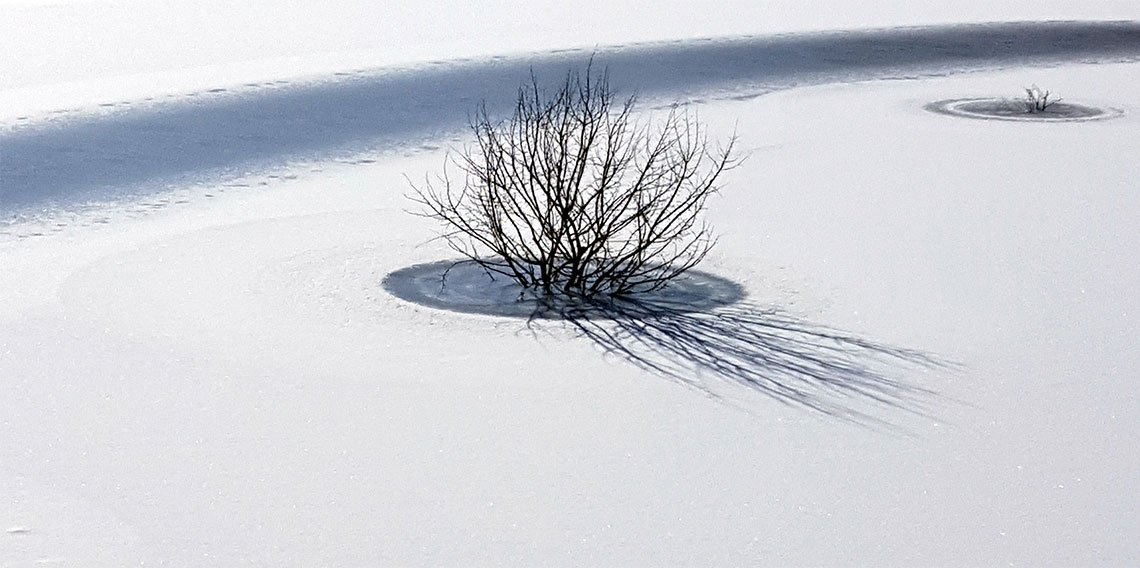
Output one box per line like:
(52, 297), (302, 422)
(925, 98), (1122, 122)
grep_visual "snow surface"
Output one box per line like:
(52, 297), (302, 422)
(3, 1), (1140, 566)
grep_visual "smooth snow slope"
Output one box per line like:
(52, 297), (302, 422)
(4, 0), (1140, 93)
(3, 1), (1140, 566)
(4, 64), (1139, 565)
(4, 21), (1140, 214)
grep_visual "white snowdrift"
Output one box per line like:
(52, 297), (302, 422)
(5, 20), (1139, 215)
(4, 0), (1139, 101)
(2, 3), (1140, 566)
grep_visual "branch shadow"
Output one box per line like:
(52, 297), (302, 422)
(531, 295), (950, 427)
(384, 260), (953, 427)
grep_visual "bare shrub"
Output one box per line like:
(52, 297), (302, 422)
(410, 65), (738, 300)
(1024, 84), (1060, 113)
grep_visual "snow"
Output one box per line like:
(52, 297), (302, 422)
(3, 1), (1140, 566)
(4, 1), (1139, 119)
(7, 20), (1139, 215)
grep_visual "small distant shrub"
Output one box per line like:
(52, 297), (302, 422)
(1024, 84), (1060, 113)
(410, 65), (738, 300)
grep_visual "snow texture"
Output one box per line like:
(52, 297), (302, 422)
(3, 1), (1140, 566)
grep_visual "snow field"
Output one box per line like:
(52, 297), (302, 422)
(3, 60), (1139, 564)
(4, 0), (1140, 564)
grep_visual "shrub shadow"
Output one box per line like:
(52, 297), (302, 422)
(385, 260), (949, 425)
(542, 296), (947, 426)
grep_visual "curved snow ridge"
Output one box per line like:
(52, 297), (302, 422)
(1, 20), (1139, 214)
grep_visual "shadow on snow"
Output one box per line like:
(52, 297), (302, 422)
(537, 296), (949, 428)
(3, 20), (1140, 214)
(384, 260), (951, 427)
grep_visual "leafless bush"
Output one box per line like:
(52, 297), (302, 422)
(1025, 84), (1060, 113)
(410, 65), (738, 299)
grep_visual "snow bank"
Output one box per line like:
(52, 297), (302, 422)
(2, 1), (1140, 565)
(4, 21), (1139, 215)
